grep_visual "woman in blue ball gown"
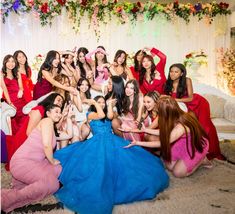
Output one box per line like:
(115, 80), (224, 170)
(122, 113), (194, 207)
(54, 95), (169, 214)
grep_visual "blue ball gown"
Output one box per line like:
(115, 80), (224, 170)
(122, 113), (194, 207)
(54, 118), (169, 214)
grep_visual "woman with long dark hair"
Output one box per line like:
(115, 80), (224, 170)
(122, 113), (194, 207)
(86, 46), (110, 85)
(109, 50), (134, 82)
(5, 93), (64, 170)
(1, 54), (27, 134)
(164, 63), (224, 160)
(113, 79), (144, 140)
(125, 97), (211, 178)
(33, 50), (76, 100)
(1, 104), (63, 213)
(13, 50), (34, 102)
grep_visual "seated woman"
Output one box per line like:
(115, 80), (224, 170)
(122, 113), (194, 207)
(112, 79), (145, 141)
(125, 97), (211, 178)
(5, 93), (64, 170)
(1, 104), (63, 213)
(53, 95), (169, 214)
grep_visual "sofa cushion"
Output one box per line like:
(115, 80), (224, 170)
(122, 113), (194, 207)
(203, 94), (226, 118)
(212, 118), (235, 133)
(224, 100), (235, 123)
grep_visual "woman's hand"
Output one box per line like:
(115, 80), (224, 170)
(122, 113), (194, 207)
(84, 99), (96, 106)
(17, 90), (23, 98)
(52, 159), (61, 165)
(106, 98), (116, 107)
(123, 141), (138, 148)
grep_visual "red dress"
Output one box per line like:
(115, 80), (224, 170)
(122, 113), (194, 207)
(3, 77), (27, 135)
(21, 67), (34, 102)
(130, 66), (140, 82)
(33, 78), (52, 100)
(171, 92), (224, 160)
(5, 105), (45, 170)
(140, 48), (167, 95)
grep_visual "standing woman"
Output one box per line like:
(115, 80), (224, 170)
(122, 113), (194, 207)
(76, 47), (94, 84)
(139, 47), (167, 94)
(13, 50), (34, 102)
(130, 49), (146, 81)
(110, 50), (134, 83)
(60, 51), (78, 87)
(1, 104), (63, 213)
(1, 55), (27, 135)
(164, 63), (224, 160)
(86, 46), (110, 85)
(33, 50), (75, 100)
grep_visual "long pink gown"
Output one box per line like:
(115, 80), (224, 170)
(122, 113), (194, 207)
(1, 128), (62, 213)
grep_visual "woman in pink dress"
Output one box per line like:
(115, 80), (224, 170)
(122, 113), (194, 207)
(13, 50), (34, 102)
(1, 104), (63, 213)
(1, 55), (27, 135)
(85, 46), (110, 85)
(126, 97), (211, 178)
(139, 48), (167, 95)
(33, 50), (76, 100)
(112, 80), (144, 141)
(164, 63), (223, 160)
(5, 93), (64, 170)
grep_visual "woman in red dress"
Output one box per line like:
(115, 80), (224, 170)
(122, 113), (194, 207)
(33, 50), (76, 100)
(139, 48), (167, 95)
(164, 63), (224, 160)
(1, 55), (27, 135)
(13, 50), (34, 103)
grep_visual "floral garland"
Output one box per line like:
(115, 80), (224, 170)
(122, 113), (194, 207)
(216, 48), (235, 95)
(1, 0), (231, 35)
(184, 50), (208, 68)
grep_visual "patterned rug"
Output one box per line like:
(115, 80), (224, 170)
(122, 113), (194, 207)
(1, 159), (235, 214)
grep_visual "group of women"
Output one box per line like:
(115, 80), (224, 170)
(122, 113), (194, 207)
(1, 46), (223, 214)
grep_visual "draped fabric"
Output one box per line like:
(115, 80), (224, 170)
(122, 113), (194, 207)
(1, 12), (231, 86)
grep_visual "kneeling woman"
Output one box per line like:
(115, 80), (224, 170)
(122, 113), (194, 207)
(1, 104), (63, 213)
(126, 97), (210, 178)
(54, 95), (169, 214)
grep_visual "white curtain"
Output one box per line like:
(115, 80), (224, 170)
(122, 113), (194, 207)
(1, 11), (231, 86)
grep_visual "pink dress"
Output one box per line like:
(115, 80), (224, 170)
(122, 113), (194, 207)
(171, 92), (223, 160)
(170, 134), (209, 173)
(5, 106), (45, 170)
(120, 112), (141, 141)
(1, 128), (62, 213)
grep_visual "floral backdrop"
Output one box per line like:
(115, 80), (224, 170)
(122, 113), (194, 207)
(1, 1), (233, 92)
(1, 0), (231, 36)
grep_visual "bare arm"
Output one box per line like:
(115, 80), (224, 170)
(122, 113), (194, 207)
(147, 116), (158, 129)
(42, 70), (75, 93)
(26, 110), (42, 136)
(87, 100), (105, 120)
(1, 76), (12, 105)
(72, 92), (82, 112)
(57, 117), (73, 140)
(40, 118), (59, 165)
(175, 78), (193, 103)
(125, 66), (134, 80)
